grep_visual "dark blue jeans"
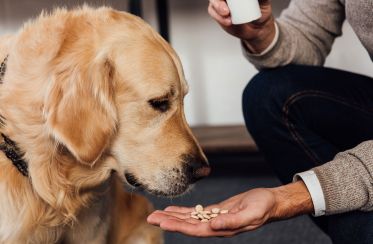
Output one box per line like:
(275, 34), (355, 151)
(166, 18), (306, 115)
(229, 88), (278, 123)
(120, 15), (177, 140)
(242, 65), (373, 244)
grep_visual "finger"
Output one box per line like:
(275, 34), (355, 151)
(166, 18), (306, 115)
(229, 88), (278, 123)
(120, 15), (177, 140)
(147, 210), (190, 225)
(160, 218), (206, 237)
(164, 206), (193, 213)
(208, 2), (232, 26)
(160, 218), (238, 238)
(147, 211), (171, 225)
(147, 211), (181, 225)
(160, 210), (191, 219)
(209, 0), (230, 17)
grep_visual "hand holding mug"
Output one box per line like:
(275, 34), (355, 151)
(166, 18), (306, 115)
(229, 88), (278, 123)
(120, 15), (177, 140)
(208, 0), (275, 53)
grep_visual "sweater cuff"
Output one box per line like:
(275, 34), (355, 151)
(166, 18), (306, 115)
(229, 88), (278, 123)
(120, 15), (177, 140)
(241, 22), (279, 57)
(293, 170), (326, 217)
(312, 141), (373, 215)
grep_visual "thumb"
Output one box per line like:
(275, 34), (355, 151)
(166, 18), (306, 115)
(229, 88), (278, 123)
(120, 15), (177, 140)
(210, 213), (249, 230)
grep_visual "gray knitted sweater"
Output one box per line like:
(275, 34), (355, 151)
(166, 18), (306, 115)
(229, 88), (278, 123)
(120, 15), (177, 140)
(246, 0), (373, 215)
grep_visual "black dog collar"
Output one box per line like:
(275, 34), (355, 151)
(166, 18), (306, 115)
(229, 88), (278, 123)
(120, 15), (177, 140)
(0, 133), (28, 177)
(0, 55), (8, 83)
(0, 55), (29, 177)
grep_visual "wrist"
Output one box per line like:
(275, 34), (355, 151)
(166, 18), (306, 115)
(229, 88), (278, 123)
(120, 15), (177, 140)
(243, 17), (276, 54)
(270, 181), (314, 220)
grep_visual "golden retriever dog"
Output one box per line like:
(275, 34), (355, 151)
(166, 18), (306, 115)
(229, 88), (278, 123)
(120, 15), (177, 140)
(0, 6), (210, 244)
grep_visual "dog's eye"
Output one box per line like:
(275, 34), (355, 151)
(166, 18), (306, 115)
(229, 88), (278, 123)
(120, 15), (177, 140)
(148, 99), (170, 112)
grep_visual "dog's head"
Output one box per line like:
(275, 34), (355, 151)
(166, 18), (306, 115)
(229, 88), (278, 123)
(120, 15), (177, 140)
(40, 7), (210, 197)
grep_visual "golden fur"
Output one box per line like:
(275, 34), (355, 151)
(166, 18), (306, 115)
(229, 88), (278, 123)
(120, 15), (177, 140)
(0, 6), (208, 244)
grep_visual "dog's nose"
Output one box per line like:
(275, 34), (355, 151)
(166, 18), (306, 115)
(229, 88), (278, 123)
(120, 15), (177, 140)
(185, 156), (211, 183)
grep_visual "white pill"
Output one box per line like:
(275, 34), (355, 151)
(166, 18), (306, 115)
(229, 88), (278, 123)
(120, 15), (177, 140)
(195, 205), (203, 212)
(201, 219), (209, 223)
(191, 215), (199, 220)
(210, 213), (218, 218)
(211, 208), (220, 214)
(197, 214), (204, 219)
(220, 210), (229, 214)
(203, 214), (211, 219)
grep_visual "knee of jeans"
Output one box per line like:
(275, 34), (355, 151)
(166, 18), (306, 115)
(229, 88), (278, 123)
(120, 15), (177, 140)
(242, 68), (293, 134)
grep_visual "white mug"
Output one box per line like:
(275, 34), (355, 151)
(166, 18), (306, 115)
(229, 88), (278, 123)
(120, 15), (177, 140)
(226, 0), (262, 25)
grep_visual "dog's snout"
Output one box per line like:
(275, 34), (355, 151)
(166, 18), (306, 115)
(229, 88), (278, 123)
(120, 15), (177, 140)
(185, 155), (211, 183)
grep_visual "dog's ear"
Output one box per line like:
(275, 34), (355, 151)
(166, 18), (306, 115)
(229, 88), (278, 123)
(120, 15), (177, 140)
(45, 58), (117, 166)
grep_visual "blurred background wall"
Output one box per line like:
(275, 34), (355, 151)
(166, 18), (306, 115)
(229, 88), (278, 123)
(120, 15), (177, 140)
(1, 0), (372, 126)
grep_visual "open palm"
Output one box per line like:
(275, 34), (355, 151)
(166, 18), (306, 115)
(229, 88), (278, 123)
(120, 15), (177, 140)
(147, 188), (277, 237)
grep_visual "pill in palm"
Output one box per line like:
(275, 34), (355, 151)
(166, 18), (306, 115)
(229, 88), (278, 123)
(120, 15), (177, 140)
(190, 205), (229, 222)
(195, 205), (203, 212)
(211, 208), (220, 214)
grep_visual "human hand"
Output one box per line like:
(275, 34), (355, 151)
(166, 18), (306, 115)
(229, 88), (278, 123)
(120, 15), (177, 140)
(208, 0), (276, 53)
(147, 181), (314, 237)
(148, 188), (277, 237)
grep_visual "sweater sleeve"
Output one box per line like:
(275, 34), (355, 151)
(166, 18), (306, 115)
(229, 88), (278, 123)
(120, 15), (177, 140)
(313, 140), (373, 215)
(245, 0), (345, 69)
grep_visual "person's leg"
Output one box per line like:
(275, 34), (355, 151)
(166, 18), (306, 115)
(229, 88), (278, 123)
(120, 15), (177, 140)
(242, 64), (373, 243)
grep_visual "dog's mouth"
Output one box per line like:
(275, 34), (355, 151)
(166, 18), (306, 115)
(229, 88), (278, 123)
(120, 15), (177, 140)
(123, 171), (192, 197)
(124, 173), (143, 188)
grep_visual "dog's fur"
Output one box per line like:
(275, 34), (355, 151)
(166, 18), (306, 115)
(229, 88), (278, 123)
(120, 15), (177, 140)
(0, 6), (208, 244)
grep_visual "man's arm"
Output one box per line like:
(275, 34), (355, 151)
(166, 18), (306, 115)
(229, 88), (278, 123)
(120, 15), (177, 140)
(209, 0), (345, 68)
(246, 0), (345, 69)
(313, 140), (373, 214)
(293, 140), (373, 217)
